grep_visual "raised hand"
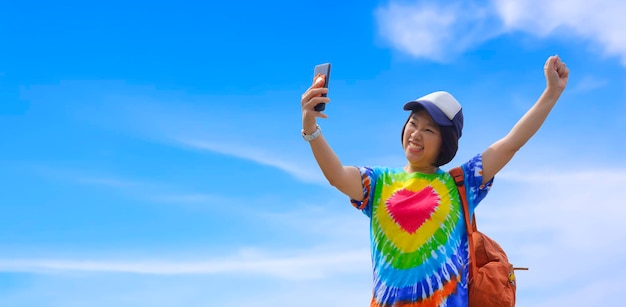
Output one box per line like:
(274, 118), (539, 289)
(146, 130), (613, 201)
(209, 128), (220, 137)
(300, 77), (330, 133)
(544, 55), (569, 91)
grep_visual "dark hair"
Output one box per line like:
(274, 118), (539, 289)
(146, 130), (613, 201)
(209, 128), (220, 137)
(401, 111), (459, 167)
(435, 126), (459, 166)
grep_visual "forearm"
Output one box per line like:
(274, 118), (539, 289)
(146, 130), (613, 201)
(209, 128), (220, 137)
(482, 86), (564, 182)
(308, 133), (352, 189)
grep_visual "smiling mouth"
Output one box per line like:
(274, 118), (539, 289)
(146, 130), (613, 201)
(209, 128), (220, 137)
(407, 141), (423, 152)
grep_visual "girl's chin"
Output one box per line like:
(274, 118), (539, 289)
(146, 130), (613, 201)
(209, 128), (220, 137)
(404, 150), (422, 160)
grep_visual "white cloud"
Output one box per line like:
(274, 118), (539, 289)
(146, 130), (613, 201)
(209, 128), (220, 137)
(494, 0), (626, 64)
(0, 248), (370, 281)
(375, 1), (502, 61)
(376, 0), (626, 65)
(176, 138), (326, 184)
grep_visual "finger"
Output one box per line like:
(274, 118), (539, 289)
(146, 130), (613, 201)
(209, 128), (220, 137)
(307, 75), (325, 92)
(301, 88), (329, 103)
(556, 61), (568, 75)
(302, 106), (330, 120)
(547, 55), (562, 69)
(305, 85), (328, 95)
(302, 79), (325, 97)
(301, 89), (328, 106)
(544, 56), (555, 71)
(313, 75), (325, 87)
(304, 97), (330, 109)
(305, 109), (329, 118)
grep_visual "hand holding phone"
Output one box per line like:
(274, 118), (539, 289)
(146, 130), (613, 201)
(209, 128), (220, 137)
(313, 63), (331, 111)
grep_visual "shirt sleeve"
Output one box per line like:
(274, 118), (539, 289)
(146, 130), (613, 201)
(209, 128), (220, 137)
(461, 154), (494, 219)
(349, 166), (377, 218)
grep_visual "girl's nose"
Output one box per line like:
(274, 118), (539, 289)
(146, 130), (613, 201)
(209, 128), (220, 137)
(411, 129), (422, 140)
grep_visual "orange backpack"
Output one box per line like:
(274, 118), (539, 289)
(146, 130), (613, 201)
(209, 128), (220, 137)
(450, 167), (527, 307)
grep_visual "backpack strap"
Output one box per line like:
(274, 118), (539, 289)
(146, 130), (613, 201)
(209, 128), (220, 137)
(449, 166), (478, 281)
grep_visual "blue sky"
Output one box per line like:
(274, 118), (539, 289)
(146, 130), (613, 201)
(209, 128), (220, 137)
(1, 0), (625, 306)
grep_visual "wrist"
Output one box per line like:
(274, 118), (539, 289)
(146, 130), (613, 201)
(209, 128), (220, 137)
(302, 122), (318, 135)
(543, 86), (564, 100)
(302, 124), (321, 142)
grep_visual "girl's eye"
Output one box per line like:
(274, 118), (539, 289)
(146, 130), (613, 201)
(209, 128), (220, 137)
(425, 128), (434, 133)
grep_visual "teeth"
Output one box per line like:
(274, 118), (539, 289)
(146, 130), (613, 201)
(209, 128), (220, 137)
(408, 142), (423, 151)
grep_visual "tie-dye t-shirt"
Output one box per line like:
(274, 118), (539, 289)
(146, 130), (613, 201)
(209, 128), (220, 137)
(350, 154), (492, 307)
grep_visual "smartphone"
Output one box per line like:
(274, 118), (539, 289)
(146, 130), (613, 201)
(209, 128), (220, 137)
(313, 63), (331, 111)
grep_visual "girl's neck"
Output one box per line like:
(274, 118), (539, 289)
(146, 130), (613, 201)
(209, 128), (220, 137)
(404, 164), (438, 174)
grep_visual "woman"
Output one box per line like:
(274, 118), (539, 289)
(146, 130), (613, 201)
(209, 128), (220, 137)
(300, 56), (569, 306)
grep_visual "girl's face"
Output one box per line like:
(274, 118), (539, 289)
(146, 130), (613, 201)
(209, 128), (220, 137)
(402, 110), (442, 173)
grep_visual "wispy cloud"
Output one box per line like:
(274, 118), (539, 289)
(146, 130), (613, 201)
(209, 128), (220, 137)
(0, 264), (372, 307)
(33, 165), (244, 210)
(147, 193), (223, 204)
(258, 204), (370, 245)
(567, 75), (609, 94)
(81, 90), (329, 186)
(0, 248), (370, 280)
(77, 177), (144, 188)
(376, 0), (626, 65)
(175, 138), (326, 184)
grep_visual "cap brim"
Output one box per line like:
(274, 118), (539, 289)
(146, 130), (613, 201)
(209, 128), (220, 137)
(403, 100), (454, 127)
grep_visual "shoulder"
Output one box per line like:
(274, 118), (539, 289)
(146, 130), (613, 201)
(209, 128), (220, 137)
(446, 154), (493, 190)
(459, 154), (489, 183)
